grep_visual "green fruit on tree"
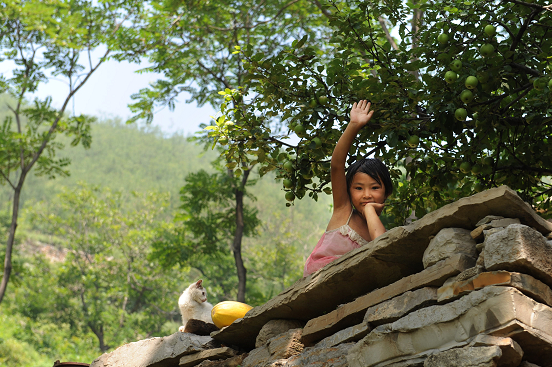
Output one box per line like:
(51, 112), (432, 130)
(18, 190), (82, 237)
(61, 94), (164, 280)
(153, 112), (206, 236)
(549, 79), (552, 88)
(480, 43), (495, 57)
(294, 124), (306, 135)
(481, 165), (493, 175)
(312, 137), (322, 147)
(407, 135), (420, 148)
(283, 179), (293, 188)
(437, 33), (449, 44)
(450, 59), (462, 72)
(460, 161), (472, 174)
(474, 182), (484, 192)
(460, 89), (474, 104)
(533, 78), (547, 91)
(285, 191), (295, 201)
(318, 95), (329, 105)
(309, 98), (318, 108)
(484, 25), (496, 37)
(455, 108), (468, 121)
(302, 172), (313, 179)
(283, 160), (294, 172)
(477, 71), (490, 83)
(483, 157), (493, 166)
(445, 71), (458, 84)
(471, 164), (482, 175)
(465, 76), (479, 89)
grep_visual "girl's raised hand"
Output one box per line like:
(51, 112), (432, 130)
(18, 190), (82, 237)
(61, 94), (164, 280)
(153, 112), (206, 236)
(350, 100), (374, 128)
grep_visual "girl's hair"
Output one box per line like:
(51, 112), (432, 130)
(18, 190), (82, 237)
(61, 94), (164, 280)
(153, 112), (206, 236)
(345, 158), (393, 198)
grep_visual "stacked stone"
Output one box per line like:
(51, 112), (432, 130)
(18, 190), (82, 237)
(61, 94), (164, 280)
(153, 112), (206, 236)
(89, 186), (552, 367)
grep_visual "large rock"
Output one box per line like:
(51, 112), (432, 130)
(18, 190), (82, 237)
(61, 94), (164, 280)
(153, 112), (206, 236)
(423, 346), (502, 367)
(315, 322), (371, 349)
(468, 335), (523, 367)
(301, 254), (474, 346)
(422, 228), (477, 268)
(256, 319), (305, 348)
(364, 287), (439, 326)
(347, 286), (552, 367)
(179, 347), (237, 367)
(242, 328), (303, 367)
(211, 186), (552, 349)
(484, 224), (552, 287)
(89, 333), (218, 367)
(437, 271), (552, 306)
(282, 343), (353, 367)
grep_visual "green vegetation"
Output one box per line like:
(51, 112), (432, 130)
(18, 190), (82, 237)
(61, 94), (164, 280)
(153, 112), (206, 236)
(0, 119), (331, 364)
(203, 0), (552, 223)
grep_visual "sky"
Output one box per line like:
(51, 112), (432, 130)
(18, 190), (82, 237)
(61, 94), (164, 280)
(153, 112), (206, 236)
(1, 50), (217, 137)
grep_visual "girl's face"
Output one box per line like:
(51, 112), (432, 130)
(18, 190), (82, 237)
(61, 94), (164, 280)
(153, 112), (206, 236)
(349, 172), (387, 212)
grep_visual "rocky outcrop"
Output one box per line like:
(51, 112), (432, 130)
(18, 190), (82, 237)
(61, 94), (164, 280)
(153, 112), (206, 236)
(89, 186), (552, 367)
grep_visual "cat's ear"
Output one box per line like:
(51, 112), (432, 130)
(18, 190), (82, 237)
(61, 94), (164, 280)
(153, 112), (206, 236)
(195, 279), (203, 288)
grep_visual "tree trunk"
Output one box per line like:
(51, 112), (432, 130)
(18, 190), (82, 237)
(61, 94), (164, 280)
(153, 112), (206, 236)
(0, 184), (23, 305)
(232, 169), (250, 303)
(89, 322), (109, 352)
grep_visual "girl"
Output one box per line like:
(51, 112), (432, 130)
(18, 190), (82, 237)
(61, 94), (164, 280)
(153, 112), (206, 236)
(303, 100), (393, 277)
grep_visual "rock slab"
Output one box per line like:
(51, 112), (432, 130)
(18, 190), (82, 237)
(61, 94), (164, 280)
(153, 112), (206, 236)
(179, 347), (236, 367)
(301, 253), (474, 346)
(422, 228), (476, 268)
(256, 319), (305, 348)
(211, 187), (552, 349)
(347, 286), (552, 367)
(89, 333), (217, 367)
(484, 224), (552, 288)
(423, 346), (502, 367)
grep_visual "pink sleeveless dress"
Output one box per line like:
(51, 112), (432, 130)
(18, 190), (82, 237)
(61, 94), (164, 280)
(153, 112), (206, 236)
(303, 210), (370, 277)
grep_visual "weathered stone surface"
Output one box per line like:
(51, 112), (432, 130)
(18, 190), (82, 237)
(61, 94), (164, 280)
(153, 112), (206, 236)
(476, 215), (505, 227)
(471, 218), (520, 241)
(364, 287), (439, 326)
(347, 286), (552, 367)
(301, 254), (474, 346)
(484, 224), (552, 288)
(179, 347), (236, 367)
(468, 335), (523, 367)
(90, 333), (218, 367)
(437, 271), (552, 305)
(423, 228), (477, 268)
(453, 265), (485, 282)
(423, 346), (502, 367)
(315, 322), (371, 349)
(242, 329), (303, 367)
(211, 187), (552, 349)
(196, 354), (247, 367)
(256, 319), (305, 348)
(282, 343), (353, 367)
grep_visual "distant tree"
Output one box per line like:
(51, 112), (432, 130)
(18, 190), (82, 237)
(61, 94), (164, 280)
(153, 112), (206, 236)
(26, 184), (177, 352)
(0, 0), (145, 304)
(208, 0), (552, 224)
(127, 0), (328, 301)
(151, 166), (261, 302)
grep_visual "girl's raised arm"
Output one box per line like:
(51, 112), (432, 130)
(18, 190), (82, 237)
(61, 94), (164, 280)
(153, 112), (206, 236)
(330, 101), (374, 213)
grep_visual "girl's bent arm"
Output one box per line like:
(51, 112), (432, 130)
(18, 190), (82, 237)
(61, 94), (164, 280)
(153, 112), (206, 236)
(331, 100), (374, 211)
(363, 203), (387, 240)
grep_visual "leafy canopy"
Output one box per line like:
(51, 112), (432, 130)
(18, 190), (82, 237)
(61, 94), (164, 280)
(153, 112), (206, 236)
(207, 0), (552, 224)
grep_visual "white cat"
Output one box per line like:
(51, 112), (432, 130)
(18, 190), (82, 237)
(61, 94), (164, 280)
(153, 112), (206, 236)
(178, 279), (213, 332)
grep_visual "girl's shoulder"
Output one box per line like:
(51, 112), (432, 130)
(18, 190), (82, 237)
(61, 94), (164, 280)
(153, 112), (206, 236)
(326, 203), (354, 231)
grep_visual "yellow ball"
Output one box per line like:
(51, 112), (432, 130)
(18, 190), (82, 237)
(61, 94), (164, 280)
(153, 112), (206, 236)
(211, 301), (253, 329)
